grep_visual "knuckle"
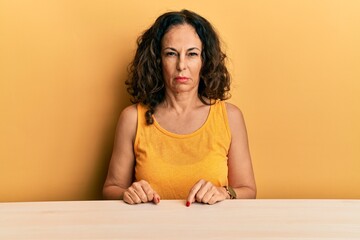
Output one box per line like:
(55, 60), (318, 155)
(123, 194), (132, 204)
(142, 184), (151, 192)
(133, 197), (141, 204)
(140, 194), (147, 202)
(205, 181), (212, 188)
(139, 180), (148, 186)
(190, 188), (197, 194)
(147, 193), (153, 201)
(127, 187), (134, 193)
(133, 184), (142, 191)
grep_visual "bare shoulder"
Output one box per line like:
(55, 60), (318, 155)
(225, 102), (245, 123)
(119, 104), (137, 123)
(224, 102), (248, 138)
(116, 104), (138, 140)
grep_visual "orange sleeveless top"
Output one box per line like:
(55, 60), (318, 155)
(134, 100), (231, 199)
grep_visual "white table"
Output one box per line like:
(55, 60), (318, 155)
(1, 200), (360, 239)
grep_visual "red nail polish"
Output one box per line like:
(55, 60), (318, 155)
(186, 201), (190, 207)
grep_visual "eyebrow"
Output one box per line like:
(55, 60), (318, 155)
(163, 47), (201, 52)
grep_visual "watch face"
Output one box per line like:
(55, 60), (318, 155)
(228, 186), (237, 199)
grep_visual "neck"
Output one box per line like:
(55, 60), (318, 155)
(161, 92), (203, 115)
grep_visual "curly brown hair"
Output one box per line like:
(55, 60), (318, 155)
(126, 9), (231, 124)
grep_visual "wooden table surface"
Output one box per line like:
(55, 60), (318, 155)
(1, 199), (360, 239)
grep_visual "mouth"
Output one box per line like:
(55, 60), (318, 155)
(175, 76), (189, 82)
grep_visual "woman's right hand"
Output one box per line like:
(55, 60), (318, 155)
(123, 180), (161, 205)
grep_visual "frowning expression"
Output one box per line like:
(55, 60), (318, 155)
(161, 24), (202, 95)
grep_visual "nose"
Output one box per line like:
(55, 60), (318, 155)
(176, 55), (186, 71)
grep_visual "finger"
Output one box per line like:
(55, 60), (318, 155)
(208, 194), (219, 205)
(138, 180), (154, 202)
(132, 182), (148, 203)
(196, 181), (214, 203)
(127, 187), (142, 204)
(186, 179), (205, 206)
(123, 191), (134, 205)
(201, 185), (217, 203)
(153, 192), (161, 205)
(208, 188), (227, 205)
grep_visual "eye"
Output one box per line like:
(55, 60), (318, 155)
(165, 51), (177, 56)
(188, 52), (199, 57)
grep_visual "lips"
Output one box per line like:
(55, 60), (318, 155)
(175, 76), (189, 82)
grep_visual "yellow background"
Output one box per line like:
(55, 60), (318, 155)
(1, 0), (359, 201)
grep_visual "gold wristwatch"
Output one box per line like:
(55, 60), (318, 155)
(224, 186), (237, 199)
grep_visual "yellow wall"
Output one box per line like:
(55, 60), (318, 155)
(1, 0), (359, 201)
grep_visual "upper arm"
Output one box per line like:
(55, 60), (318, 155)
(104, 104), (138, 189)
(226, 103), (256, 192)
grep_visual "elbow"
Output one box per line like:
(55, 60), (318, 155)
(249, 183), (257, 199)
(237, 185), (257, 199)
(102, 185), (109, 200)
(102, 183), (125, 200)
(251, 187), (257, 199)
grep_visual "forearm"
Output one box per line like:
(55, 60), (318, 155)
(233, 186), (257, 199)
(103, 185), (127, 200)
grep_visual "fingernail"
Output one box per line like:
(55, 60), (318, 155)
(157, 197), (160, 203)
(186, 201), (190, 207)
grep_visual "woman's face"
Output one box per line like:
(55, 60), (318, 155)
(161, 24), (202, 95)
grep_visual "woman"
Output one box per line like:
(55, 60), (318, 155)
(103, 9), (256, 206)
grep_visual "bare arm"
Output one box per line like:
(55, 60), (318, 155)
(185, 103), (256, 206)
(103, 105), (138, 200)
(103, 105), (161, 204)
(226, 103), (257, 199)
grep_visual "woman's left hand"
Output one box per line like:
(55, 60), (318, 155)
(186, 179), (228, 206)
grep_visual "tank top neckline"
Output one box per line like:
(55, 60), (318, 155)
(152, 103), (214, 139)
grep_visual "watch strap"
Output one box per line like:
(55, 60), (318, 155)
(224, 186), (237, 199)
